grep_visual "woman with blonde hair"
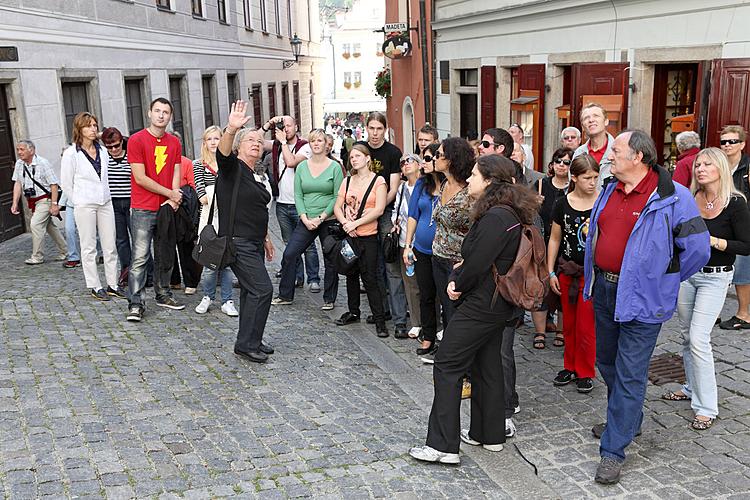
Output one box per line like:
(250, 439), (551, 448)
(661, 147), (750, 430)
(60, 112), (124, 300)
(193, 125), (238, 316)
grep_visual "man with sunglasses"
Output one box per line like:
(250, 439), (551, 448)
(719, 125), (750, 330)
(560, 126), (581, 150)
(478, 128), (513, 158)
(573, 103), (615, 188)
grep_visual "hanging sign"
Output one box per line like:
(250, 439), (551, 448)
(384, 23), (407, 32)
(382, 29), (411, 59)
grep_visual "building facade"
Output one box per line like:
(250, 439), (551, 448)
(321, 0), (386, 122)
(433, 0), (750, 170)
(0, 0), (322, 242)
(384, 0), (435, 154)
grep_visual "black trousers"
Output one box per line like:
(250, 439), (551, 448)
(413, 249), (445, 342)
(426, 309), (506, 453)
(170, 240), (202, 288)
(230, 238), (273, 352)
(431, 255), (457, 326)
(346, 235), (386, 325)
(501, 322), (519, 417)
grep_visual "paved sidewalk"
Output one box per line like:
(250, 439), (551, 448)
(1, 224), (749, 499)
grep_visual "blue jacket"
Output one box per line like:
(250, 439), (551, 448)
(583, 166), (710, 324)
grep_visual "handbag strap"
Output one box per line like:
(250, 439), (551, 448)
(206, 186), (218, 224)
(345, 174), (378, 221)
(395, 181), (405, 219)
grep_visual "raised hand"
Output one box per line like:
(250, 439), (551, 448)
(227, 100), (251, 131)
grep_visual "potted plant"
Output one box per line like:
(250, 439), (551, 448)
(374, 68), (391, 98)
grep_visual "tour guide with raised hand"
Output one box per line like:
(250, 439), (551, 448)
(583, 129), (710, 485)
(219, 101), (275, 364)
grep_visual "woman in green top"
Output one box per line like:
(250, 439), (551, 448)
(272, 129), (345, 310)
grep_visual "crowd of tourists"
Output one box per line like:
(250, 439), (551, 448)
(11, 96), (750, 486)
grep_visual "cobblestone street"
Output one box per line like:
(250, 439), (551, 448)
(1, 217), (749, 499)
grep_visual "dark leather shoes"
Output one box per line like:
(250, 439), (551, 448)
(234, 348), (268, 363)
(376, 323), (389, 338)
(394, 325), (409, 339)
(259, 343), (274, 355)
(335, 312), (360, 326)
(416, 342), (436, 356)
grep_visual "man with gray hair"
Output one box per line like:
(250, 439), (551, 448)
(10, 139), (67, 264)
(560, 126), (582, 150)
(671, 130), (701, 188)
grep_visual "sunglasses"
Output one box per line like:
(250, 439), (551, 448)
(433, 151), (443, 160)
(720, 139), (743, 146)
(480, 140), (496, 149)
(423, 156), (433, 163)
(104, 142), (122, 150)
(554, 158), (572, 166)
(562, 135), (578, 141)
(400, 158), (417, 165)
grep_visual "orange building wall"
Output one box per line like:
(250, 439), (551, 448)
(384, 0), (434, 153)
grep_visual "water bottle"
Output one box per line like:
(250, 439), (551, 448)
(340, 240), (356, 261)
(406, 250), (415, 277)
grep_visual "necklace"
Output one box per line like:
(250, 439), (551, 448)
(705, 193), (720, 210)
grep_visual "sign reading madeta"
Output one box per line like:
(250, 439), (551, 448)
(384, 23), (407, 32)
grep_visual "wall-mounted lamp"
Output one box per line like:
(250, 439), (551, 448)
(283, 34), (303, 69)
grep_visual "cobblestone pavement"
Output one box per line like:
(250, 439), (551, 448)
(1, 218), (749, 499)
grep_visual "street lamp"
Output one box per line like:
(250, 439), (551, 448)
(283, 34), (303, 69)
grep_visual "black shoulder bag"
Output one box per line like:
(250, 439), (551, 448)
(382, 182), (405, 263)
(24, 164), (64, 214)
(192, 168), (242, 270)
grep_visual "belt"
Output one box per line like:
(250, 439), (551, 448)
(701, 265), (733, 273)
(595, 267), (620, 283)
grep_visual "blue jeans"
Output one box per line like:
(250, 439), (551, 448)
(65, 205), (80, 261)
(677, 270), (732, 418)
(278, 220), (339, 303)
(202, 267), (235, 303)
(112, 197), (131, 270)
(275, 202), (320, 284)
(593, 273), (662, 462)
(128, 209), (173, 307)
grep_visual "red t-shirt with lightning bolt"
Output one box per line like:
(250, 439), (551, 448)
(128, 129), (181, 211)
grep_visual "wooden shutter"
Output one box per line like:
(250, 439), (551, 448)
(480, 66), (496, 133)
(572, 63), (629, 132)
(706, 58), (750, 152)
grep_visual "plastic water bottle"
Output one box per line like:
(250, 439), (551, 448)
(406, 250), (415, 277)
(340, 240), (356, 260)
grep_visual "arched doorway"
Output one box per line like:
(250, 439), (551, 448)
(402, 97), (415, 154)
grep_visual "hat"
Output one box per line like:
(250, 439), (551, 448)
(400, 153), (424, 164)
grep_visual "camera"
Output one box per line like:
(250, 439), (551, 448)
(23, 187), (35, 198)
(275, 121), (285, 131)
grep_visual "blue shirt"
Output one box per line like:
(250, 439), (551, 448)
(407, 178), (438, 255)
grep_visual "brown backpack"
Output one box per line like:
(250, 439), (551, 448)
(491, 206), (550, 310)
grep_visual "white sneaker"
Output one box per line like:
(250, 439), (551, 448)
(460, 429), (504, 451)
(436, 329), (444, 341)
(408, 326), (422, 338)
(408, 445), (460, 464)
(514, 405), (520, 414)
(195, 296), (211, 314)
(505, 418), (516, 438)
(184, 287), (197, 295)
(221, 300), (239, 317)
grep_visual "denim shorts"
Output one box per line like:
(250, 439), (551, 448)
(733, 255), (750, 285)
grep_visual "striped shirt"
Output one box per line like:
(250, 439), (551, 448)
(193, 159), (218, 200)
(108, 152), (131, 198)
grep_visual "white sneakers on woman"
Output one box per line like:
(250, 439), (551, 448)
(195, 297), (238, 317)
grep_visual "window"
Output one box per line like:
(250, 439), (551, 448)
(459, 69), (478, 87)
(354, 72), (362, 88)
(293, 81), (300, 122)
(342, 43), (351, 59)
(218, 0), (227, 23)
(124, 79), (145, 135)
(343, 72), (351, 89)
(353, 43), (361, 58)
(156, 0), (171, 9)
(268, 83), (276, 117)
(227, 74), (239, 106)
(61, 82), (89, 140)
(252, 83), (263, 127)
(260, 0), (268, 32)
(440, 60), (450, 94)
(191, 0), (203, 17)
(243, 0), (252, 28)
(169, 77), (187, 155)
(281, 82), (289, 116)
(202, 76), (215, 127)
(286, 0), (292, 36)
(274, 0), (281, 35)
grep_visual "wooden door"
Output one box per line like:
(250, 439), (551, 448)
(0, 85), (23, 242)
(572, 63), (629, 132)
(706, 58), (750, 152)
(480, 66), (496, 133)
(518, 64), (545, 168)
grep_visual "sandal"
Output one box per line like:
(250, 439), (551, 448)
(533, 333), (546, 350)
(691, 416), (714, 430)
(552, 331), (564, 347)
(661, 391), (690, 401)
(718, 315), (750, 330)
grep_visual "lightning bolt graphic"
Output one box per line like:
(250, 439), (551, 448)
(154, 145), (168, 175)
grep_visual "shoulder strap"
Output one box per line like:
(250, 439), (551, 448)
(395, 181), (405, 216)
(24, 164), (51, 196)
(206, 187), (217, 224)
(355, 175), (379, 220)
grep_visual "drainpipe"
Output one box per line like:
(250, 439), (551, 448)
(419, 0), (430, 124)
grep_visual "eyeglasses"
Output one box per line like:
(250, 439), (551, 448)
(554, 158), (572, 166)
(480, 140), (496, 149)
(104, 142), (122, 150)
(562, 136), (578, 141)
(241, 138), (265, 145)
(720, 139), (743, 146)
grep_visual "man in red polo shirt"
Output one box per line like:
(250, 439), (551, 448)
(583, 130), (710, 485)
(573, 103), (615, 187)
(126, 97), (184, 322)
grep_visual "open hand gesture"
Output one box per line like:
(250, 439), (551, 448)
(228, 100), (251, 131)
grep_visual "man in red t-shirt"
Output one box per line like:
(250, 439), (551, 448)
(126, 97), (184, 321)
(572, 103), (615, 187)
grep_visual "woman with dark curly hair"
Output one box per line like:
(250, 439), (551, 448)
(430, 137), (476, 336)
(409, 154), (541, 464)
